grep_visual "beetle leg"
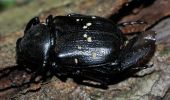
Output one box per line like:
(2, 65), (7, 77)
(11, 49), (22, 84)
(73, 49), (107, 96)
(118, 20), (147, 27)
(75, 69), (111, 86)
(46, 15), (57, 35)
(29, 64), (50, 83)
(29, 69), (43, 83)
(46, 15), (53, 26)
(49, 64), (69, 82)
(131, 63), (154, 70)
(118, 20), (148, 34)
(24, 17), (40, 33)
(117, 31), (156, 72)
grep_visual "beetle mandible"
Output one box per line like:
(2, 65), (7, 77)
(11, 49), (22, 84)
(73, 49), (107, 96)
(16, 14), (156, 86)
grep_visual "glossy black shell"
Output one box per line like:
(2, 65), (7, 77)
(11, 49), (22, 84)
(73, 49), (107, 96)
(52, 15), (125, 66)
(16, 14), (156, 86)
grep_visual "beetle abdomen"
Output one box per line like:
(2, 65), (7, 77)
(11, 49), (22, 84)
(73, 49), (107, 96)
(55, 30), (121, 66)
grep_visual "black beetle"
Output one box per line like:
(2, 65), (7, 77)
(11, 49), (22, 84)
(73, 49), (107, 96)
(16, 14), (156, 86)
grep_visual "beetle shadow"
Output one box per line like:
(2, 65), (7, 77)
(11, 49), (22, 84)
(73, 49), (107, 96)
(0, 65), (147, 90)
(75, 76), (132, 89)
(0, 65), (33, 92)
(0, 65), (23, 79)
(56, 72), (136, 89)
(86, 74), (138, 89)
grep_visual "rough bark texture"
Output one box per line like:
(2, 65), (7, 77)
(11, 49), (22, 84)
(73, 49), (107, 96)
(0, 0), (170, 99)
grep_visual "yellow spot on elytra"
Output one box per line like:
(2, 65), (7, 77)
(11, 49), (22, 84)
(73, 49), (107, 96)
(86, 22), (92, 26)
(78, 45), (82, 49)
(74, 58), (78, 64)
(92, 52), (97, 59)
(87, 37), (92, 42)
(76, 19), (80, 21)
(83, 34), (88, 38)
(92, 16), (96, 19)
(83, 26), (87, 29)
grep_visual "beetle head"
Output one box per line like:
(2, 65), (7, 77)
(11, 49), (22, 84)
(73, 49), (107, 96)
(16, 19), (55, 69)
